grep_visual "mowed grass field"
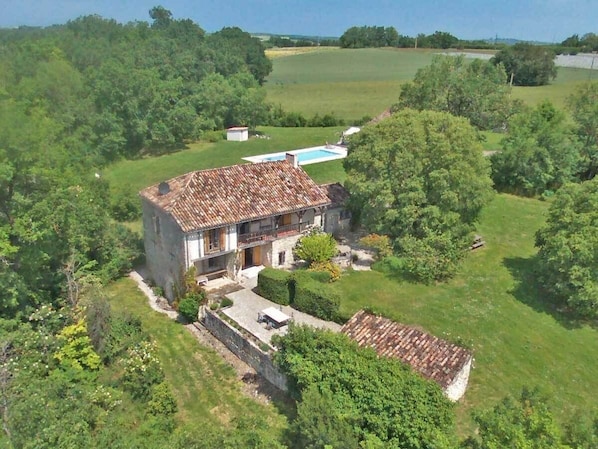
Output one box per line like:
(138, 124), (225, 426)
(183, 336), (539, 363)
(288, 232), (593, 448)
(265, 48), (596, 120)
(335, 194), (598, 431)
(105, 126), (345, 195)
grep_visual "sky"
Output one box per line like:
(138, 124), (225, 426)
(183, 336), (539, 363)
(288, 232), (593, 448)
(2, 0), (596, 42)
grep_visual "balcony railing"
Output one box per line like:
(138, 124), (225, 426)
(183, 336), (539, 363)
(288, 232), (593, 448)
(238, 223), (301, 246)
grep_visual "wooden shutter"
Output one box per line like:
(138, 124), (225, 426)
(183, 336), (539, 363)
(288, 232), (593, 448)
(220, 227), (226, 250)
(253, 245), (261, 265)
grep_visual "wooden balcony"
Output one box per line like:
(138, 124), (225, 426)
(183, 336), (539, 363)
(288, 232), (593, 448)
(238, 223), (301, 246)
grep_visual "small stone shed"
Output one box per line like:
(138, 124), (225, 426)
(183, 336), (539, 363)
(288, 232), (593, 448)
(226, 126), (249, 142)
(341, 310), (473, 401)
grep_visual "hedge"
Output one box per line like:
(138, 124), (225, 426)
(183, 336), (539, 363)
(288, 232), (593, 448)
(257, 268), (291, 305)
(291, 274), (340, 321)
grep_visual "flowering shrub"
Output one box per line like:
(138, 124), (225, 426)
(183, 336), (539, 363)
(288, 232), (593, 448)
(359, 234), (393, 260)
(120, 341), (164, 400)
(308, 261), (342, 282)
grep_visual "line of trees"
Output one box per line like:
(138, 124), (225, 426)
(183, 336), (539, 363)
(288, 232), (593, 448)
(338, 26), (499, 50)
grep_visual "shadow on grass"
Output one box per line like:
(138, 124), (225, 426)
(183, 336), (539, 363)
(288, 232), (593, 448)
(503, 256), (592, 330)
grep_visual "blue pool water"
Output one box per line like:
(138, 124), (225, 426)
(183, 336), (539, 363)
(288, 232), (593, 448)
(264, 148), (338, 163)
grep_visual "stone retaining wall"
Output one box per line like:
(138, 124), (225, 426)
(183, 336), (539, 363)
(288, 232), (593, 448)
(201, 309), (288, 391)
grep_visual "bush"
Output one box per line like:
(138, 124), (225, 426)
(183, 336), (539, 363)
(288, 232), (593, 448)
(220, 297), (233, 308)
(201, 130), (225, 142)
(110, 185), (141, 221)
(293, 232), (337, 265)
(291, 274), (340, 321)
(308, 261), (341, 282)
(120, 341), (164, 400)
(372, 255), (405, 276)
(178, 295), (201, 322)
(359, 233), (393, 259)
(257, 268), (291, 305)
(148, 382), (178, 417)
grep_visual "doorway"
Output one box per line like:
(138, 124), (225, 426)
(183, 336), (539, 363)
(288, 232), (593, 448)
(242, 245), (262, 269)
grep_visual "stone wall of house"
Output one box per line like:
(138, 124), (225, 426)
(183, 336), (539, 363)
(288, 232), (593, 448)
(444, 356), (472, 402)
(271, 234), (303, 269)
(323, 207), (350, 235)
(141, 198), (186, 302)
(201, 309), (288, 391)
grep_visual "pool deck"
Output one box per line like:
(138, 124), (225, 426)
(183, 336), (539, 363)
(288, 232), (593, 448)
(243, 144), (347, 166)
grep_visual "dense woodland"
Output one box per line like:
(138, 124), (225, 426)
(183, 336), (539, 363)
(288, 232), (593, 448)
(2, 7), (598, 448)
(0, 8), (285, 447)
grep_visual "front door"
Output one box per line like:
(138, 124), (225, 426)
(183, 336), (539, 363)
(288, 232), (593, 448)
(244, 247), (253, 268)
(243, 246), (262, 269)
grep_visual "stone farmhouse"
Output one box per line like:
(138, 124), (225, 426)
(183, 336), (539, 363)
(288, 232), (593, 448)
(140, 157), (349, 300)
(341, 310), (473, 401)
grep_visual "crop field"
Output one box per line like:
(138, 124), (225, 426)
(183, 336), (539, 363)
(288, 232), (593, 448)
(265, 48), (436, 120)
(265, 48), (595, 120)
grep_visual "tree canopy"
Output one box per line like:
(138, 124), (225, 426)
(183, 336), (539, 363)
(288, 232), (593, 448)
(491, 101), (580, 196)
(0, 10), (272, 163)
(395, 55), (517, 130)
(344, 109), (494, 282)
(491, 43), (558, 86)
(535, 178), (598, 318)
(567, 81), (598, 180)
(273, 324), (455, 449)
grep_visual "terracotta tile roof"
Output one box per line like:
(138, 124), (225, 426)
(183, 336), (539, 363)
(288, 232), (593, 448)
(341, 310), (472, 389)
(140, 161), (330, 233)
(320, 182), (350, 208)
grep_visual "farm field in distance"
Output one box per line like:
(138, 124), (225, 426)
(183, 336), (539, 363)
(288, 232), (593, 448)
(265, 48), (596, 121)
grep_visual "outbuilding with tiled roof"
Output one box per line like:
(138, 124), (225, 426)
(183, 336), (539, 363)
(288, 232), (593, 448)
(341, 309), (473, 401)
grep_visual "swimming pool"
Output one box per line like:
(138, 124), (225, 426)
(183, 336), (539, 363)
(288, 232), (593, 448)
(243, 145), (347, 166)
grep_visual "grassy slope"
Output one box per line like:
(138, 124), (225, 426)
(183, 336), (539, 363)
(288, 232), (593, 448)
(336, 194), (598, 430)
(105, 278), (287, 430)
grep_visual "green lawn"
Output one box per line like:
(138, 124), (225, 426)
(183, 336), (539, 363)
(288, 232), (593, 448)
(512, 67), (596, 108)
(105, 126), (345, 195)
(105, 278), (288, 431)
(335, 194), (598, 431)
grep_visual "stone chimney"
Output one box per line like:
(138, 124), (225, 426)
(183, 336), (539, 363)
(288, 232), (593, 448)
(285, 153), (298, 168)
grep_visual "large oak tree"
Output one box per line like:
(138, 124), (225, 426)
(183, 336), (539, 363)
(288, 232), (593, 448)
(344, 109), (494, 282)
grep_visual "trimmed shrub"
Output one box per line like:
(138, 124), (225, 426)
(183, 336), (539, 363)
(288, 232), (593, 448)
(292, 275), (340, 321)
(293, 232), (337, 265)
(257, 268), (291, 305)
